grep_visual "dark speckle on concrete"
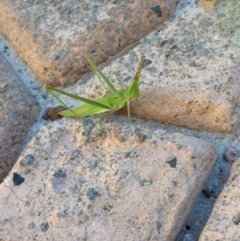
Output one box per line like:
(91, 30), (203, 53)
(88, 160), (99, 168)
(167, 156), (177, 168)
(143, 59), (152, 68)
(53, 170), (67, 178)
(13, 172), (25, 186)
(20, 154), (35, 166)
(139, 179), (153, 187)
(28, 222), (35, 230)
(151, 5), (162, 17)
(87, 188), (98, 200)
(40, 222), (49, 232)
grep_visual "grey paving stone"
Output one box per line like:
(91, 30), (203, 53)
(0, 0), (179, 86)
(84, 0), (240, 133)
(0, 53), (39, 183)
(0, 117), (217, 241)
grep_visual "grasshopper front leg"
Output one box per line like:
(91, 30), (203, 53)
(127, 100), (138, 131)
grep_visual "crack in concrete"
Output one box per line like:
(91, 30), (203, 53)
(3, 182), (27, 203)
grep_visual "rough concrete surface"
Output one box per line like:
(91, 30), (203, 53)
(199, 158), (240, 241)
(0, 53), (39, 183)
(84, 0), (240, 133)
(0, 0), (179, 86)
(175, 130), (236, 240)
(0, 117), (217, 241)
(0, 0), (240, 240)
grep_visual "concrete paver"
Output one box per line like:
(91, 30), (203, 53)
(84, 0), (240, 133)
(0, 0), (179, 86)
(0, 53), (39, 183)
(199, 158), (240, 241)
(0, 117), (217, 241)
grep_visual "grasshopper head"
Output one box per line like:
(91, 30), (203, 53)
(129, 81), (140, 99)
(129, 56), (144, 99)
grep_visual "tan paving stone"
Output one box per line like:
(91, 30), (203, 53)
(0, 53), (39, 183)
(201, 0), (226, 9)
(0, 117), (217, 241)
(0, 0), (179, 86)
(199, 158), (240, 241)
(84, 0), (240, 133)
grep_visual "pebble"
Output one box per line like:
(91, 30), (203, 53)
(223, 147), (236, 163)
(232, 212), (240, 225)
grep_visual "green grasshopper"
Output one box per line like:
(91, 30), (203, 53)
(46, 54), (144, 131)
